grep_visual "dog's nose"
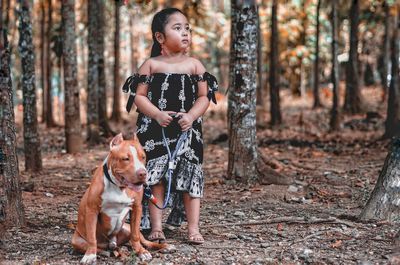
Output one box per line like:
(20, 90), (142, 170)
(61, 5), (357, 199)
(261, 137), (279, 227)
(137, 168), (147, 181)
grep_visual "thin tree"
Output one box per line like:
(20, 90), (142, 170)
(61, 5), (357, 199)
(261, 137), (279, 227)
(111, 0), (121, 122)
(97, 0), (113, 137)
(256, 4), (263, 105)
(313, 0), (322, 109)
(330, 0), (340, 131)
(227, 0), (258, 184)
(17, 0), (42, 172)
(381, 0), (391, 102)
(384, 4), (400, 138)
(344, 0), (365, 114)
(62, 0), (82, 153)
(269, 0), (282, 125)
(87, 0), (101, 145)
(0, 0), (26, 230)
(40, 0), (46, 122)
(45, 0), (56, 127)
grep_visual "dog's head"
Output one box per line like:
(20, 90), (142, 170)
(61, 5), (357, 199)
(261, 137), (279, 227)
(107, 133), (147, 191)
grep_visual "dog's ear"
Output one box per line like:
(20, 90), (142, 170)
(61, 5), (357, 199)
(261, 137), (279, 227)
(110, 133), (124, 150)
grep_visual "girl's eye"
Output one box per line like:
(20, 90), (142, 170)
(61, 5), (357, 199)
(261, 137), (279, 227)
(122, 157), (129, 161)
(142, 155), (146, 160)
(175, 26), (181, 30)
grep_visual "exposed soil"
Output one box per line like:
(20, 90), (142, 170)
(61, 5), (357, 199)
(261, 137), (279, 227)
(1, 87), (398, 264)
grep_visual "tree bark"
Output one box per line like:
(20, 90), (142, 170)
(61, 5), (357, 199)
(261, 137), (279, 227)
(97, 0), (113, 137)
(269, 0), (282, 125)
(0, 5), (26, 232)
(111, 0), (121, 122)
(313, 0), (322, 109)
(17, 0), (42, 172)
(385, 5), (400, 138)
(360, 138), (400, 222)
(40, 0), (46, 122)
(344, 0), (365, 114)
(45, 0), (56, 127)
(227, 0), (258, 184)
(381, 1), (391, 102)
(87, 0), (100, 145)
(330, 0), (340, 131)
(256, 5), (263, 105)
(62, 0), (82, 154)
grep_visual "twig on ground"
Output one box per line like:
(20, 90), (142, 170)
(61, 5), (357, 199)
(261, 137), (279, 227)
(203, 216), (357, 228)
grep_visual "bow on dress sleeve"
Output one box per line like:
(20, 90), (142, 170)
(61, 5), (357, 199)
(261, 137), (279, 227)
(122, 74), (149, 113)
(195, 72), (218, 104)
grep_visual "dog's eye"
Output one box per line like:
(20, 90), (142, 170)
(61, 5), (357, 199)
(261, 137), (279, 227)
(142, 155), (146, 160)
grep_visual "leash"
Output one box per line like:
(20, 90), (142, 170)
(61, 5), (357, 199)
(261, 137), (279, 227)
(103, 163), (117, 186)
(144, 127), (188, 210)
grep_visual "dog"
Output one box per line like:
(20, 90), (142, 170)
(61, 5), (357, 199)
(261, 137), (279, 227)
(72, 133), (169, 264)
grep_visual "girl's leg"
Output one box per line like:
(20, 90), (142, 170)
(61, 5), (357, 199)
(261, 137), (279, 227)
(148, 182), (165, 241)
(183, 193), (204, 243)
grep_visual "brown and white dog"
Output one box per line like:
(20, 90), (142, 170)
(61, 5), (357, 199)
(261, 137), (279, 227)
(72, 133), (168, 264)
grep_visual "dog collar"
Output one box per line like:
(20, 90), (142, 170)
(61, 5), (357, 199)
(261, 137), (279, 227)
(103, 163), (117, 186)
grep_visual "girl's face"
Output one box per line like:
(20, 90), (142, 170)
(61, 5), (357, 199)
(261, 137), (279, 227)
(161, 12), (191, 53)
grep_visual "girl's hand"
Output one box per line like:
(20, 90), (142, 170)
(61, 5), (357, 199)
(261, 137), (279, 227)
(177, 112), (195, 131)
(155, 111), (176, 127)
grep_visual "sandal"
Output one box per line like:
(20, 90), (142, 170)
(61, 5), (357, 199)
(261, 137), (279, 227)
(148, 230), (166, 243)
(188, 233), (204, 245)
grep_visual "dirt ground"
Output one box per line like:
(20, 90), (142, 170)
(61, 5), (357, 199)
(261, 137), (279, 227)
(1, 87), (398, 264)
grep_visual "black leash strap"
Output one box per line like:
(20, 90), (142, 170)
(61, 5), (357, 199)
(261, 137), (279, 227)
(103, 163), (117, 186)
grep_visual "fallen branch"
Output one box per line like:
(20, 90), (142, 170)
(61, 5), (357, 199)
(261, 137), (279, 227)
(203, 216), (357, 228)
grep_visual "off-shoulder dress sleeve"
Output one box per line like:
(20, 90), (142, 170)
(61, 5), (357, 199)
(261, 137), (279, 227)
(122, 74), (150, 113)
(196, 72), (219, 104)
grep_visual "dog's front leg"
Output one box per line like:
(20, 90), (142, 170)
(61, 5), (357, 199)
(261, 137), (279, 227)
(130, 203), (152, 261)
(81, 208), (99, 264)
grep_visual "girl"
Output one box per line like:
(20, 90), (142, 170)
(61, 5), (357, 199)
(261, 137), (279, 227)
(123, 8), (218, 244)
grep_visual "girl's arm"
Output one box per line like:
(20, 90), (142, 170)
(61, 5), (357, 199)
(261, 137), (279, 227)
(134, 59), (175, 127)
(178, 60), (210, 131)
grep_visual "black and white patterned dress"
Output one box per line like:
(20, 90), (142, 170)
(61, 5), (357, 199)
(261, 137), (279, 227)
(123, 72), (218, 228)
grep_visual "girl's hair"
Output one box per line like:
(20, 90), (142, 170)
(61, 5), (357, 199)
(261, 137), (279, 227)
(150, 8), (185, 57)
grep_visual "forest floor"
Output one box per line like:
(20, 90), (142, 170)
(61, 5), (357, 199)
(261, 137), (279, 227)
(1, 86), (399, 265)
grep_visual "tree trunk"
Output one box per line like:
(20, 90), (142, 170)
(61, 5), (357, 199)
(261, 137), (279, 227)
(97, 0), (113, 137)
(111, 0), (121, 122)
(330, 0), (340, 131)
(62, 0), (82, 154)
(344, 0), (364, 114)
(256, 5), (263, 105)
(313, 0), (322, 109)
(130, 14), (137, 73)
(40, 0), (46, 122)
(17, 0), (42, 172)
(381, 1), (391, 102)
(227, 0), (258, 184)
(360, 138), (400, 222)
(269, 0), (282, 125)
(385, 5), (400, 138)
(45, 0), (56, 127)
(0, 5), (26, 232)
(87, 0), (100, 145)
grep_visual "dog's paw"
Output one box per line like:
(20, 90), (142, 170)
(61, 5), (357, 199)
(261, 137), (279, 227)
(80, 253), (97, 264)
(138, 250), (152, 261)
